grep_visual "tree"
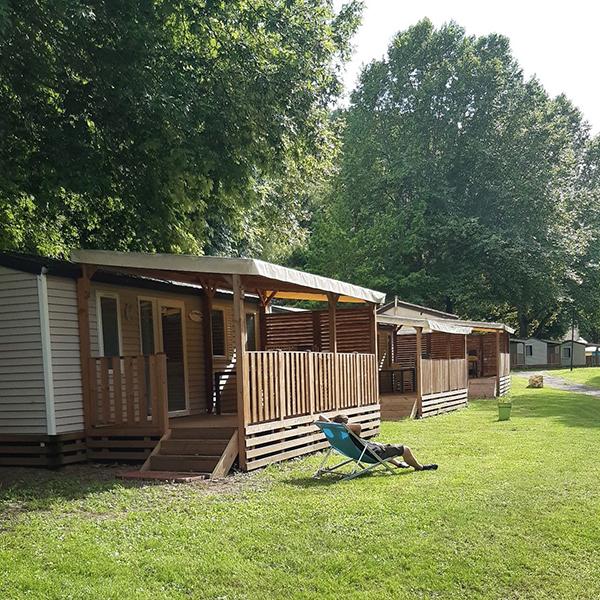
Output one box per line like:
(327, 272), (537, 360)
(0, 0), (361, 258)
(302, 19), (599, 338)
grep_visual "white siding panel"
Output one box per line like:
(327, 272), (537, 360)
(47, 276), (84, 433)
(524, 339), (548, 366)
(0, 266), (47, 434)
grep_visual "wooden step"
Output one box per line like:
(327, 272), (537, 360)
(170, 427), (235, 440)
(118, 470), (210, 483)
(150, 454), (221, 472)
(160, 439), (230, 456)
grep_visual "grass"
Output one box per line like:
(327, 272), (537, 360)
(3, 378), (600, 599)
(545, 366), (600, 388)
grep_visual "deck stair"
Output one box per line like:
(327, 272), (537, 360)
(120, 426), (238, 482)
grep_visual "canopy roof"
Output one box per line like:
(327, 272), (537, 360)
(450, 319), (515, 334)
(71, 250), (386, 304)
(378, 314), (515, 335)
(377, 315), (473, 336)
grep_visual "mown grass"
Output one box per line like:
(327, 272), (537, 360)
(2, 377), (600, 599)
(547, 366), (600, 389)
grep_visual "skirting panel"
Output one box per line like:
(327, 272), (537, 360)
(0, 432), (87, 467)
(86, 433), (161, 462)
(499, 375), (511, 396)
(244, 404), (380, 471)
(420, 389), (468, 418)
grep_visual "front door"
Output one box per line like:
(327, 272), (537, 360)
(158, 301), (188, 414)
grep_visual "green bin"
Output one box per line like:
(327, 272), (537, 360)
(498, 402), (512, 421)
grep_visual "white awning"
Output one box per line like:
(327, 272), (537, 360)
(378, 315), (473, 335)
(71, 250), (386, 304)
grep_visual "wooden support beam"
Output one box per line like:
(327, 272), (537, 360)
(495, 330), (501, 396)
(447, 333), (451, 392)
(415, 327), (423, 418)
(479, 334), (484, 377)
(233, 274), (249, 470)
(199, 280), (216, 413)
(327, 293), (339, 353)
(256, 290), (277, 352)
(76, 265), (96, 433)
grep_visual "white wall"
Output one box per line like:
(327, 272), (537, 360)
(561, 342), (586, 367)
(0, 266), (47, 434)
(524, 339), (547, 366)
(47, 276), (84, 433)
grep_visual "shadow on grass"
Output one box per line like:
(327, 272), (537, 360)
(471, 387), (600, 430)
(285, 468), (415, 488)
(0, 464), (157, 513)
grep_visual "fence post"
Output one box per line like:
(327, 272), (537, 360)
(415, 327), (423, 418)
(156, 353), (169, 434)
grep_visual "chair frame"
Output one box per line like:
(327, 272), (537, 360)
(313, 423), (401, 481)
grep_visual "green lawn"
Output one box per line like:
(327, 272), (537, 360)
(546, 366), (600, 388)
(3, 378), (600, 599)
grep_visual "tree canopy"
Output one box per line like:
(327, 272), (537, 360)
(0, 0), (361, 259)
(301, 19), (600, 338)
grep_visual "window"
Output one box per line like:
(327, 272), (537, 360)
(246, 313), (257, 351)
(211, 309), (226, 356)
(526, 345), (533, 357)
(563, 346), (571, 358)
(98, 294), (121, 357)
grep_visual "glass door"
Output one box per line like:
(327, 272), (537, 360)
(158, 302), (188, 414)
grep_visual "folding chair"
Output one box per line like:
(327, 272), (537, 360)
(313, 421), (400, 481)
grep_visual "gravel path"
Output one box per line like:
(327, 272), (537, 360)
(514, 371), (600, 397)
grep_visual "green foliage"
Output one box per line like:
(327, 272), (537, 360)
(0, 0), (361, 258)
(302, 19), (600, 338)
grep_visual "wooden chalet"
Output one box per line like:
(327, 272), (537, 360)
(377, 315), (471, 419)
(377, 300), (513, 418)
(0, 251), (384, 476)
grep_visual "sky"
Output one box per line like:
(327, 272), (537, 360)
(334, 0), (600, 133)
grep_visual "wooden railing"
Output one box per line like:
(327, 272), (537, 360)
(247, 351), (378, 424)
(422, 358), (467, 396)
(88, 354), (168, 433)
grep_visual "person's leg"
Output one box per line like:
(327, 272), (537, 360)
(401, 445), (424, 470)
(402, 446), (438, 471)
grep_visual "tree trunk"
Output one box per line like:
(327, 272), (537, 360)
(444, 296), (454, 315)
(518, 310), (529, 338)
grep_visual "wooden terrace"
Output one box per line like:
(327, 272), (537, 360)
(72, 251), (385, 476)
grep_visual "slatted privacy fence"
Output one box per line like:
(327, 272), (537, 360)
(246, 351), (378, 424)
(88, 354), (168, 433)
(421, 358), (468, 396)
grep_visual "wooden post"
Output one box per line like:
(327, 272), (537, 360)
(479, 334), (484, 377)
(464, 334), (469, 392)
(447, 333), (451, 392)
(370, 303), (379, 403)
(233, 275), (249, 470)
(327, 293), (339, 353)
(415, 327), (423, 418)
(153, 353), (169, 433)
(495, 330), (501, 397)
(257, 290), (276, 351)
(200, 281), (216, 413)
(76, 265), (96, 433)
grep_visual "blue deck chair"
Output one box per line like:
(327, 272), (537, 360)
(313, 421), (399, 481)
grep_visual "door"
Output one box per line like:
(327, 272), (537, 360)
(158, 301), (188, 414)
